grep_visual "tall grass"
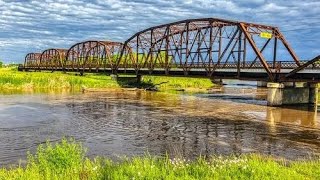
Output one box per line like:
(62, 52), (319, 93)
(0, 68), (120, 91)
(142, 75), (214, 91)
(0, 68), (214, 92)
(0, 139), (319, 179)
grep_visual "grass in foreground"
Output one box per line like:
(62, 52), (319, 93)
(0, 139), (319, 180)
(0, 68), (214, 92)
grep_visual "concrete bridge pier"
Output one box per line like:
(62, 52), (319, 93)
(267, 82), (319, 106)
(257, 81), (268, 87)
(136, 75), (142, 83)
(111, 74), (142, 83)
(309, 83), (319, 104)
(211, 78), (223, 86)
(110, 74), (118, 81)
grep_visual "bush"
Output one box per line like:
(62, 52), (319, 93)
(27, 138), (86, 173)
(0, 138), (103, 179)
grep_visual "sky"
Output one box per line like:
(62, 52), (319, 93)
(0, 0), (319, 63)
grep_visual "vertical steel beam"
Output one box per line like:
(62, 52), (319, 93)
(144, 30), (154, 69)
(150, 29), (154, 69)
(237, 32), (242, 77)
(273, 37), (278, 69)
(24, 55), (28, 68)
(165, 26), (169, 74)
(209, 24), (213, 73)
(197, 29), (201, 67)
(185, 22), (189, 74)
(136, 35), (139, 72)
(218, 27), (222, 63)
(179, 31), (183, 68)
(243, 37), (246, 67)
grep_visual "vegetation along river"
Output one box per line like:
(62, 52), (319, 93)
(0, 80), (319, 166)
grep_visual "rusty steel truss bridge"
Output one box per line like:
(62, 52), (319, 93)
(21, 18), (320, 82)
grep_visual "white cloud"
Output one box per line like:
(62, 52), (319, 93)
(0, 0), (319, 62)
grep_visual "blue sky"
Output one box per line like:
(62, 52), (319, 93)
(0, 0), (319, 63)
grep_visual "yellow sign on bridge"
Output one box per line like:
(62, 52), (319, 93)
(260, 32), (273, 39)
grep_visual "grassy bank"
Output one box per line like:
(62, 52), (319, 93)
(0, 68), (120, 90)
(0, 68), (213, 92)
(142, 75), (213, 92)
(0, 139), (319, 180)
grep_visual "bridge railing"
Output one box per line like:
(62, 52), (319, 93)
(24, 60), (320, 72)
(115, 60), (319, 70)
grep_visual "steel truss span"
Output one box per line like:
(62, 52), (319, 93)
(24, 53), (42, 68)
(65, 40), (126, 73)
(40, 49), (67, 71)
(23, 18), (320, 82)
(117, 18), (306, 82)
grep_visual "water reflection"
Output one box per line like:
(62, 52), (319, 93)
(0, 90), (319, 167)
(205, 80), (319, 128)
(65, 93), (320, 161)
(267, 106), (318, 128)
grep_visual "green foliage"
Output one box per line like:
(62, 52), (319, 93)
(27, 138), (85, 173)
(0, 139), (319, 179)
(0, 138), (103, 180)
(0, 61), (3, 68)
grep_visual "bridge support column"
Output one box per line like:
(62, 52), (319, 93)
(267, 82), (318, 106)
(110, 74), (118, 81)
(309, 83), (319, 104)
(137, 75), (142, 83)
(211, 79), (223, 86)
(257, 81), (268, 87)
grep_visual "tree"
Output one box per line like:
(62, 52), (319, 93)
(0, 60), (3, 68)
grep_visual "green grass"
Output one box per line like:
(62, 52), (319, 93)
(0, 68), (120, 91)
(0, 139), (319, 180)
(142, 76), (214, 91)
(0, 68), (214, 92)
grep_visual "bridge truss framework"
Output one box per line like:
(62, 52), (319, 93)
(23, 18), (320, 82)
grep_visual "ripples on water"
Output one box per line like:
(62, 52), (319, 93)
(0, 84), (319, 166)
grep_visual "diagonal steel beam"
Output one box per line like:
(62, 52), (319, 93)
(275, 28), (301, 66)
(285, 55), (320, 78)
(249, 38), (271, 68)
(239, 23), (274, 81)
(212, 27), (239, 71)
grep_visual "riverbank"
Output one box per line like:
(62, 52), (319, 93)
(0, 68), (213, 93)
(0, 139), (319, 179)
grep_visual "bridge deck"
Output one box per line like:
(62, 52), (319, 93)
(21, 67), (320, 82)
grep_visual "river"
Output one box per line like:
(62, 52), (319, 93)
(0, 80), (319, 166)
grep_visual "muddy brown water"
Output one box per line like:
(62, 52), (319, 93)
(0, 81), (319, 166)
